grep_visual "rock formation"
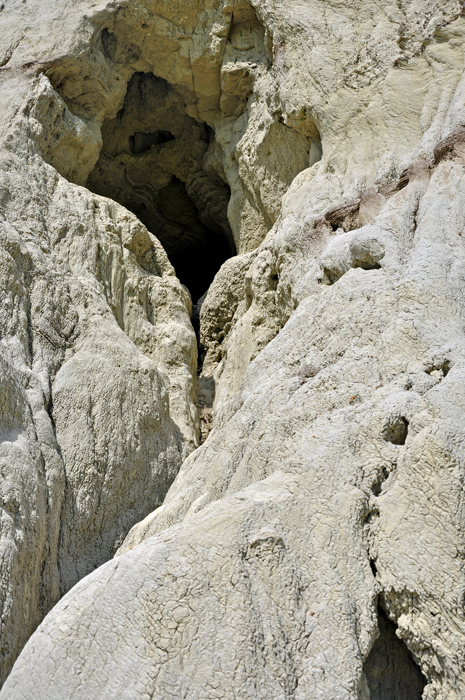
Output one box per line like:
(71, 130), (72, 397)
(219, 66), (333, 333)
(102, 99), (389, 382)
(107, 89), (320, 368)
(1, 0), (465, 697)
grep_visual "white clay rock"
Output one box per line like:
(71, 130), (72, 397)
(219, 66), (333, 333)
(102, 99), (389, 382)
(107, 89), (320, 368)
(1, 0), (465, 698)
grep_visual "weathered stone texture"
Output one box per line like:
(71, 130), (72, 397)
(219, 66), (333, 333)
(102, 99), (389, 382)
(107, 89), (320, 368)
(2, 0), (465, 698)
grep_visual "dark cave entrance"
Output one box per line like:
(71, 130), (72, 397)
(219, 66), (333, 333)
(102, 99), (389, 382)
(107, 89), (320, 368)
(129, 172), (235, 302)
(171, 235), (233, 304)
(362, 606), (426, 700)
(156, 176), (234, 302)
(87, 71), (236, 304)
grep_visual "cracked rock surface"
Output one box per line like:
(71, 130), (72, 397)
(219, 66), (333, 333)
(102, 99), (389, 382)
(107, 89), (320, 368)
(2, 0), (465, 698)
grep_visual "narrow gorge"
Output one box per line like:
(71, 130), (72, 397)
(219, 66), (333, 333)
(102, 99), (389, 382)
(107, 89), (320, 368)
(1, 0), (465, 698)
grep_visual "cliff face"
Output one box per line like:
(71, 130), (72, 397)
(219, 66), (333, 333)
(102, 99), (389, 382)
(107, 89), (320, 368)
(1, 0), (465, 697)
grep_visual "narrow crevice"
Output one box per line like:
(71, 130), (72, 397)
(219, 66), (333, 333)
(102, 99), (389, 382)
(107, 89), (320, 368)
(193, 298), (216, 445)
(164, 176), (234, 301)
(372, 467), (389, 496)
(321, 266), (341, 285)
(80, 70), (238, 450)
(362, 605), (426, 699)
(321, 256), (383, 286)
(324, 199), (360, 233)
(355, 261), (381, 271)
(364, 511), (377, 525)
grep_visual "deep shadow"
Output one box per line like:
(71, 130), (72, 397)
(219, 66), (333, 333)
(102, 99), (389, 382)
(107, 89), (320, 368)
(129, 130), (175, 154)
(171, 230), (232, 302)
(383, 417), (409, 446)
(157, 176), (233, 301)
(86, 71), (235, 304)
(362, 606), (426, 699)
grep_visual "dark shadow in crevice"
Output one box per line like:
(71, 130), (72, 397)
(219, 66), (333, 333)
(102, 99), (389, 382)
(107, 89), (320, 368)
(172, 234), (233, 302)
(425, 360), (451, 378)
(160, 177), (234, 301)
(101, 27), (118, 60)
(362, 605), (426, 700)
(372, 467), (389, 496)
(129, 130), (174, 154)
(382, 417), (409, 446)
(355, 261), (381, 271)
(324, 199), (361, 233)
(321, 266), (341, 285)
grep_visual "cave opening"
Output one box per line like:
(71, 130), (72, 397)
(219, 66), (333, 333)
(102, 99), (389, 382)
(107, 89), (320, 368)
(157, 176), (234, 301)
(361, 606), (426, 700)
(86, 71), (236, 304)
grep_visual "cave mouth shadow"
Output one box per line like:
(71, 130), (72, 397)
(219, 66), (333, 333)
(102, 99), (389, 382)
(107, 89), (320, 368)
(153, 174), (234, 302)
(361, 605), (426, 700)
(129, 130), (175, 154)
(170, 225), (233, 302)
(86, 71), (236, 304)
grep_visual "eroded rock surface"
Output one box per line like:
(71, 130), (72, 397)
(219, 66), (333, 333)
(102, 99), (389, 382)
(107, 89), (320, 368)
(0, 65), (197, 682)
(2, 0), (465, 698)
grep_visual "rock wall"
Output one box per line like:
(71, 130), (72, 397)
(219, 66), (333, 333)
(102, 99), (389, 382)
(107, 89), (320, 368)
(2, 0), (465, 698)
(0, 59), (198, 683)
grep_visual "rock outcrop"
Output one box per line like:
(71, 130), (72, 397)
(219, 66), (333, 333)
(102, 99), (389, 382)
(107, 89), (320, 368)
(2, 0), (465, 698)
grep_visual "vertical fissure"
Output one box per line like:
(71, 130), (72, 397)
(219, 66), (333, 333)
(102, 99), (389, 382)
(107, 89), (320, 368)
(361, 605), (426, 700)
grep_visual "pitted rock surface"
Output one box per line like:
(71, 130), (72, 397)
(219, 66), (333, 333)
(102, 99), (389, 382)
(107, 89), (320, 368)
(2, 0), (465, 698)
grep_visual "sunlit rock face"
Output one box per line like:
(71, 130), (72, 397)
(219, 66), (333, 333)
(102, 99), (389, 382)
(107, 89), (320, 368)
(2, 0), (465, 698)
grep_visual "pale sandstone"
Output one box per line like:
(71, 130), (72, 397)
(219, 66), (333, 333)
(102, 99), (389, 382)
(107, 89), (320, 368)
(1, 0), (465, 698)
(0, 64), (197, 680)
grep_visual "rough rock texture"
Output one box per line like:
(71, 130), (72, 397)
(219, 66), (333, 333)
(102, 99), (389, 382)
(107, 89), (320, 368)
(0, 64), (197, 681)
(2, 0), (465, 698)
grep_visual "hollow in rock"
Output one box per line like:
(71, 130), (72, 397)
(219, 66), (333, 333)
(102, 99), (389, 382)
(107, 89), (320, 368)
(87, 71), (236, 301)
(361, 607), (426, 699)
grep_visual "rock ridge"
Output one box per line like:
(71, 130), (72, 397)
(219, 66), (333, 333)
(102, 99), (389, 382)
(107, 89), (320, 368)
(1, 0), (465, 698)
